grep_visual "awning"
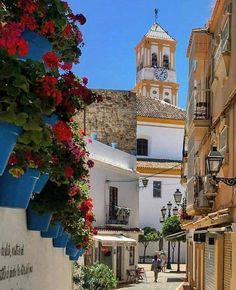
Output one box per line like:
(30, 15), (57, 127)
(165, 231), (186, 241)
(93, 235), (137, 246)
(182, 208), (231, 230)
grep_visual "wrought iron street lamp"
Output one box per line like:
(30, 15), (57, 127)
(173, 189), (183, 206)
(172, 206), (179, 215)
(207, 145), (236, 186)
(160, 201), (173, 269)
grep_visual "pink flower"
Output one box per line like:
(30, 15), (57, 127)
(87, 138), (92, 144)
(82, 77), (88, 86)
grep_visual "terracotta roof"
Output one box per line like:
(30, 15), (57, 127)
(146, 23), (175, 41)
(137, 158), (181, 170)
(137, 97), (186, 120)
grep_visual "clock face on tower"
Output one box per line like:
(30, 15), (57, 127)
(154, 68), (168, 81)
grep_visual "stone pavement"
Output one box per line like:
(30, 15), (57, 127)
(116, 264), (186, 290)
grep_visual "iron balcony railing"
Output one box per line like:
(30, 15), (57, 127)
(188, 91), (210, 125)
(105, 205), (131, 225)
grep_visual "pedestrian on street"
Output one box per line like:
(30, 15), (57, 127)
(151, 253), (162, 282)
(160, 250), (167, 272)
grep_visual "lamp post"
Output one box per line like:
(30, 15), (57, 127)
(206, 145), (236, 186)
(160, 201), (173, 269)
(173, 189), (183, 273)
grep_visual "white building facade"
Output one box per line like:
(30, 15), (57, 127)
(134, 22), (187, 264)
(86, 139), (141, 281)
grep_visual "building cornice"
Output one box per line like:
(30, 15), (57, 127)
(137, 116), (185, 125)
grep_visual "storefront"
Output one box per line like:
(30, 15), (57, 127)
(92, 234), (137, 281)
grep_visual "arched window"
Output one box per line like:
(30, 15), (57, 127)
(152, 53), (158, 68)
(137, 138), (148, 156)
(163, 55), (169, 69)
(164, 98), (171, 104)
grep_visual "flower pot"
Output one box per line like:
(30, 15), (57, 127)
(41, 221), (61, 238)
(0, 169), (40, 208)
(69, 249), (84, 261)
(42, 114), (59, 125)
(91, 132), (97, 140)
(66, 239), (79, 257)
(53, 232), (70, 248)
(0, 122), (22, 176)
(21, 30), (52, 62)
(27, 208), (52, 231)
(33, 173), (49, 193)
(57, 226), (64, 237)
(111, 142), (118, 149)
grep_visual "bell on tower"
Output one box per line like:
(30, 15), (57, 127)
(134, 11), (179, 106)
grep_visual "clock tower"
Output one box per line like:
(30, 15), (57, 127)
(134, 21), (179, 106)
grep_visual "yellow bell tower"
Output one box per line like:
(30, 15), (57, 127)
(134, 19), (179, 106)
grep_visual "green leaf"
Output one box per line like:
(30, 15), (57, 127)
(31, 131), (43, 144)
(15, 112), (28, 126)
(18, 132), (32, 144)
(6, 86), (21, 96)
(0, 112), (15, 123)
(23, 120), (42, 131)
(13, 75), (29, 93)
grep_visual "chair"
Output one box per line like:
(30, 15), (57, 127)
(136, 267), (147, 282)
(127, 269), (137, 283)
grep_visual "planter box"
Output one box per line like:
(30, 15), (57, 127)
(53, 232), (70, 248)
(41, 222), (62, 238)
(69, 249), (84, 261)
(0, 122), (22, 176)
(33, 173), (49, 193)
(21, 30), (52, 62)
(66, 239), (78, 257)
(27, 208), (52, 231)
(0, 169), (40, 208)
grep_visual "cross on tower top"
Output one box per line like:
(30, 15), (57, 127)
(154, 8), (159, 23)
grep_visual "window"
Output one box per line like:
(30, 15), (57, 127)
(129, 246), (135, 266)
(153, 181), (161, 198)
(164, 98), (171, 104)
(137, 138), (148, 156)
(163, 55), (169, 69)
(152, 53), (158, 67)
(109, 187), (118, 220)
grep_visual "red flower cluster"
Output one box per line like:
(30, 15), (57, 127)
(69, 185), (80, 197)
(87, 160), (94, 169)
(26, 150), (41, 167)
(17, 0), (39, 14)
(8, 154), (18, 166)
(0, 22), (28, 56)
(63, 24), (73, 38)
(52, 121), (72, 142)
(41, 20), (55, 35)
(36, 75), (62, 105)
(64, 165), (74, 178)
(78, 198), (93, 213)
(21, 15), (37, 30)
(42, 51), (60, 69)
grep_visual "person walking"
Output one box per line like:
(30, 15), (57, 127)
(151, 253), (162, 282)
(160, 250), (167, 272)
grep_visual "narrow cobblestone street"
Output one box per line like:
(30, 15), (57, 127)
(116, 264), (186, 290)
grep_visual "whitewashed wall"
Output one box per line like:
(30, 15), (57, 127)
(137, 122), (184, 160)
(0, 208), (73, 290)
(86, 140), (139, 228)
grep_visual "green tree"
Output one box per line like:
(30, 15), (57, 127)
(162, 216), (186, 272)
(139, 227), (160, 263)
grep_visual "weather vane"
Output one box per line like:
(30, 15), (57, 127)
(154, 8), (159, 23)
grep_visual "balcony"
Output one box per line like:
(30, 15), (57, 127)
(106, 206), (131, 226)
(188, 91), (210, 129)
(186, 176), (212, 216)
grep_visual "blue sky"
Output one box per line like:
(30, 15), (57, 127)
(68, 0), (213, 109)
